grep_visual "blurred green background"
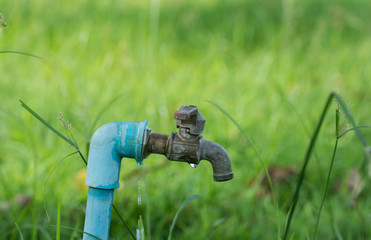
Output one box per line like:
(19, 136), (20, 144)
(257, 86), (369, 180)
(1, 0), (371, 239)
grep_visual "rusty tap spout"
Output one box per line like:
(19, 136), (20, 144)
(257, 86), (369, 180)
(143, 105), (233, 182)
(199, 140), (233, 182)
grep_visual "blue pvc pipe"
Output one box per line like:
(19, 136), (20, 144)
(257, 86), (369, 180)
(83, 188), (114, 240)
(83, 120), (148, 240)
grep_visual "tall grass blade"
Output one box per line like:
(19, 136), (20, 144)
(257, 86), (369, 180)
(283, 98), (326, 186)
(283, 98), (311, 136)
(32, 208), (39, 240)
(88, 93), (126, 139)
(14, 223), (25, 240)
(336, 108), (340, 137)
(86, 93), (126, 157)
(50, 225), (102, 240)
(338, 126), (371, 138)
(314, 110), (371, 239)
(44, 151), (78, 222)
(331, 93), (369, 147)
(313, 107), (342, 239)
(283, 94), (333, 239)
(167, 193), (202, 240)
(19, 100), (78, 148)
(313, 138), (338, 239)
(207, 100), (281, 239)
(333, 93), (371, 174)
(283, 92), (370, 239)
(0, 50), (45, 60)
(57, 200), (61, 240)
(112, 204), (137, 240)
(38, 226), (53, 240)
(77, 151), (87, 165)
(68, 221), (81, 240)
(333, 223), (344, 240)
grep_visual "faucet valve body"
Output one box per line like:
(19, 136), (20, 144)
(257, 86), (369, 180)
(166, 132), (201, 164)
(144, 105), (233, 182)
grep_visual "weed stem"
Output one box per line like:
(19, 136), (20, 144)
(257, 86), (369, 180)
(283, 91), (370, 239)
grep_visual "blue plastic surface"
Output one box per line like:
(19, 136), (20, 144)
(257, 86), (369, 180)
(85, 120), (148, 189)
(83, 120), (148, 240)
(83, 187), (114, 240)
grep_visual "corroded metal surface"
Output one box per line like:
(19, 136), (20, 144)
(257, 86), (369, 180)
(144, 105), (233, 182)
(166, 132), (201, 164)
(144, 133), (169, 156)
(174, 105), (205, 135)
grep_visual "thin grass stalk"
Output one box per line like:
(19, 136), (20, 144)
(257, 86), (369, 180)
(208, 100), (281, 239)
(50, 225), (102, 240)
(332, 93), (369, 147)
(67, 221), (80, 240)
(338, 126), (371, 138)
(283, 91), (370, 239)
(327, 199), (344, 239)
(7, 224), (51, 240)
(87, 93), (126, 139)
(313, 138), (338, 239)
(43, 151), (78, 222)
(283, 97), (326, 188)
(283, 94), (337, 240)
(0, 50), (45, 60)
(14, 223), (25, 240)
(167, 193), (202, 240)
(56, 201), (61, 240)
(312, 107), (341, 239)
(68, 221), (81, 240)
(313, 110), (370, 239)
(19, 100), (78, 149)
(86, 93), (126, 157)
(31, 207), (38, 240)
(112, 204), (136, 239)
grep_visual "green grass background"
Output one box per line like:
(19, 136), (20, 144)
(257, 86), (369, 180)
(1, 0), (371, 239)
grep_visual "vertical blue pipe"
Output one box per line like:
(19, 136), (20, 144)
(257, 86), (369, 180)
(83, 121), (148, 240)
(83, 188), (114, 240)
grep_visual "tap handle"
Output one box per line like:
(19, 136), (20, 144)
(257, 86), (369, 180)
(174, 105), (198, 120)
(174, 105), (205, 135)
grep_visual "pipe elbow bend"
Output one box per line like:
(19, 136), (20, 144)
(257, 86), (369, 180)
(85, 121), (148, 189)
